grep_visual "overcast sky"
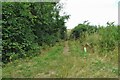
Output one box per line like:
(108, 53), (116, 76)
(59, 0), (119, 29)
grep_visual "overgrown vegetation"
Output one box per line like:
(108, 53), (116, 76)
(98, 22), (118, 53)
(68, 21), (118, 77)
(70, 21), (118, 54)
(2, 2), (118, 78)
(3, 42), (64, 78)
(3, 40), (118, 78)
(2, 2), (69, 63)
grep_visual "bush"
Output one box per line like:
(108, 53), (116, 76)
(2, 2), (69, 63)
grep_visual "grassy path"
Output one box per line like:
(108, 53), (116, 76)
(63, 41), (69, 56)
(2, 41), (118, 78)
(3, 43), (64, 78)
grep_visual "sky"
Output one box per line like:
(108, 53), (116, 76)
(59, 0), (119, 29)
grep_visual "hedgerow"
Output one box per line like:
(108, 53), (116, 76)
(2, 2), (69, 63)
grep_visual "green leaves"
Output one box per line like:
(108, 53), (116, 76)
(70, 21), (118, 54)
(2, 3), (38, 63)
(70, 22), (97, 40)
(2, 2), (69, 63)
(98, 24), (118, 53)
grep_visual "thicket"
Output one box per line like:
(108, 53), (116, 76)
(98, 22), (118, 53)
(70, 21), (118, 53)
(2, 2), (69, 63)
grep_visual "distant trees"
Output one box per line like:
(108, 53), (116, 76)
(2, 2), (69, 63)
(70, 21), (97, 40)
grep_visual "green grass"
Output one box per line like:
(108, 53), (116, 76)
(68, 40), (118, 78)
(2, 43), (65, 78)
(2, 39), (118, 78)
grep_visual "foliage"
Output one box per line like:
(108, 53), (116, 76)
(98, 22), (118, 52)
(70, 21), (118, 53)
(3, 41), (118, 78)
(2, 2), (69, 63)
(70, 21), (97, 41)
